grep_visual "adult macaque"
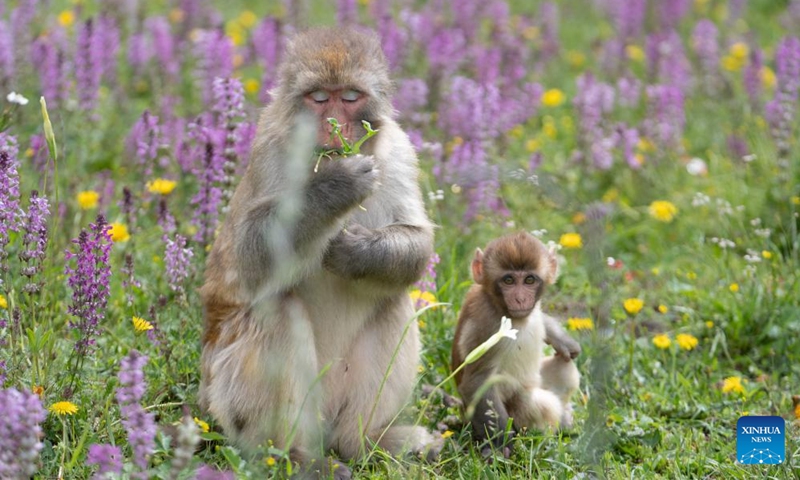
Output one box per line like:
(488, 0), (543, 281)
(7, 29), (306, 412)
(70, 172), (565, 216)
(199, 27), (438, 478)
(451, 232), (581, 457)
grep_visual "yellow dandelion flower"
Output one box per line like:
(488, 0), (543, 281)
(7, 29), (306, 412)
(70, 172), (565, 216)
(543, 117), (557, 138)
(238, 10), (258, 29)
(658, 304), (668, 314)
(146, 178), (177, 195)
(409, 289), (437, 306)
(441, 430), (454, 439)
(525, 138), (541, 152)
(686, 271), (697, 280)
(567, 317), (594, 331)
(761, 250), (772, 259)
(33, 385), (44, 398)
(508, 125), (524, 139)
(722, 376), (745, 394)
(417, 319), (426, 329)
(637, 138), (655, 153)
(58, 10), (75, 28)
(358, 0), (371, 6)
(721, 55), (744, 72)
(541, 89), (566, 107)
(266, 456), (277, 467)
(25, 148), (34, 158)
(50, 401), (79, 416)
(652, 334), (671, 349)
(729, 42), (749, 60)
(651, 267), (661, 276)
(648, 200), (678, 222)
(792, 196), (800, 205)
(676, 333), (699, 351)
(625, 45), (645, 62)
(77, 190), (99, 210)
(602, 188), (619, 203)
(706, 321), (714, 328)
(244, 78), (260, 95)
(194, 417), (210, 433)
(729, 283), (739, 293)
(566, 50), (586, 68)
(0, 294), (7, 309)
(760, 66), (776, 90)
(559, 233), (583, 249)
(623, 298), (644, 315)
(572, 212), (586, 225)
(132, 316), (154, 332)
(108, 223), (130, 242)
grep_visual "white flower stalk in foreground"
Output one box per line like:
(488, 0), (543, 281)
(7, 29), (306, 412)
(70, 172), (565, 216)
(7, 92), (29, 105)
(463, 316), (518, 365)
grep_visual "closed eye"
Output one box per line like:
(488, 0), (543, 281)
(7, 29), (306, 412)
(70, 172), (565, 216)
(341, 89), (361, 102)
(309, 90), (330, 103)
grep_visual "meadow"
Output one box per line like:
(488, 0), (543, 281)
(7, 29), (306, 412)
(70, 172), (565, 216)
(1, 0), (799, 478)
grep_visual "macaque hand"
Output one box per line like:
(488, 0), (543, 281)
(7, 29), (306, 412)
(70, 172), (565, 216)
(550, 334), (581, 360)
(323, 223), (373, 278)
(317, 153), (379, 204)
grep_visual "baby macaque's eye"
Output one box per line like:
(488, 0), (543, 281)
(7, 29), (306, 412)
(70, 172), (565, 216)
(341, 89), (361, 102)
(524, 275), (537, 285)
(310, 90), (330, 102)
(502, 275), (514, 285)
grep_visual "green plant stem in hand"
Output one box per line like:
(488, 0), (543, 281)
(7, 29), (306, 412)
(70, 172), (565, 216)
(314, 118), (379, 173)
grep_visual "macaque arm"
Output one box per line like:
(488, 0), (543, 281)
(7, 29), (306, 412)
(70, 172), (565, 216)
(544, 314), (581, 360)
(236, 155), (378, 294)
(323, 222), (434, 287)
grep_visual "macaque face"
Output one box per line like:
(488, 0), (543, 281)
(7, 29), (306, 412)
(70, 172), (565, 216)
(304, 87), (369, 149)
(496, 270), (545, 319)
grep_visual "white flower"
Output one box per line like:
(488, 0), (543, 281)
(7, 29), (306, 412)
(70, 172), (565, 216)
(463, 316), (518, 365)
(686, 157), (707, 176)
(6, 92), (29, 105)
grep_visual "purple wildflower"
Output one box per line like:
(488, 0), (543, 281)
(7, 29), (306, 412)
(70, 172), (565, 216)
(75, 18), (104, 112)
(127, 31), (152, 75)
(743, 47), (764, 106)
(692, 20), (720, 90)
(616, 76), (641, 107)
(766, 36), (800, 157)
(121, 253), (141, 307)
(157, 198), (177, 234)
(618, 125), (641, 169)
(337, 0), (358, 25)
(195, 464), (236, 480)
(538, 2), (560, 62)
(86, 444), (123, 479)
(393, 78), (429, 123)
(212, 77), (246, 209)
(0, 388), (46, 479)
(601, 0), (646, 40)
(97, 16), (120, 84)
(164, 234), (194, 294)
(413, 253), (440, 308)
(10, 1), (36, 66)
(116, 351), (156, 479)
(573, 73), (617, 169)
(727, 134), (749, 160)
(644, 84), (685, 149)
(251, 16), (283, 101)
(0, 134), (23, 284)
(65, 215), (112, 356)
(119, 187), (137, 234)
(0, 20), (14, 86)
(146, 16), (178, 80)
(194, 30), (233, 106)
(126, 110), (161, 177)
(377, 14), (408, 71)
(19, 191), (50, 295)
(427, 28), (467, 78)
(189, 123), (224, 246)
(658, 0), (691, 31)
(646, 30), (692, 92)
(438, 76), (502, 140)
(30, 27), (71, 108)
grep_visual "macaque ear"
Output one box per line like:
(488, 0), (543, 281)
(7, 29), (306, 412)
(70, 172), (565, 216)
(471, 248), (485, 284)
(545, 247), (559, 284)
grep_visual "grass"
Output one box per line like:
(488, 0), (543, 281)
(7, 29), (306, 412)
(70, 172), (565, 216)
(0, 0), (799, 478)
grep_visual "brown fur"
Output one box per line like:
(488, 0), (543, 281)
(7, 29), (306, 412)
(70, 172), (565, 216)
(199, 27), (439, 476)
(451, 232), (580, 457)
